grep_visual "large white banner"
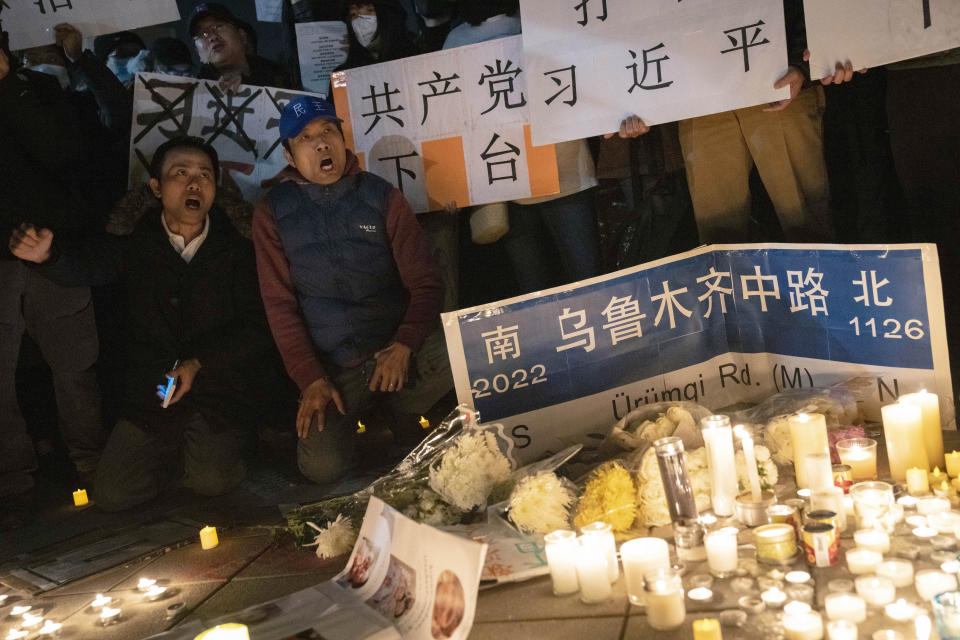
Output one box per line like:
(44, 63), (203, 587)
(519, 0), (790, 146)
(295, 21), (349, 95)
(129, 73), (320, 203)
(805, 0), (960, 80)
(332, 35), (559, 213)
(3, 0), (180, 51)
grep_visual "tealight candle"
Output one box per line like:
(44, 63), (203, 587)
(785, 601), (812, 616)
(575, 537), (612, 604)
(942, 561), (960, 574)
(884, 598), (916, 622)
(918, 496), (951, 515)
(99, 606), (121, 625)
(931, 466), (947, 485)
(928, 510), (960, 534)
(827, 579), (855, 593)
(798, 488), (812, 501)
(544, 530), (579, 596)
(881, 402), (928, 481)
(826, 620), (857, 640)
(932, 535), (957, 550)
(144, 584), (167, 601)
(855, 576), (896, 607)
(899, 390), (944, 470)
(786, 583), (815, 603)
(786, 571), (811, 584)
(10, 605), (31, 616)
(846, 548), (883, 575)
(580, 521), (619, 583)
(5, 630), (28, 640)
(854, 529), (890, 553)
(875, 559), (914, 587)
(72, 489), (88, 506)
(935, 480), (957, 499)
(620, 537), (669, 605)
(907, 514), (928, 527)
(137, 577), (157, 591)
(37, 620), (61, 637)
(761, 587), (787, 608)
(907, 467), (931, 495)
(21, 613), (44, 630)
(783, 611), (824, 640)
(947, 451), (960, 477)
(872, 631), (905, 640)
(705, 527), (739, 578)
(913, 525), (938, 539)
(898, 495), (919, 509)
(199, 525), (219, 550)
(687, 587), (713, 601)
(91, 593), (112, 609)
(915, 569), (957, 601)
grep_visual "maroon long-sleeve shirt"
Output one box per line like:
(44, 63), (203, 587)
(252, 153), (442, 391)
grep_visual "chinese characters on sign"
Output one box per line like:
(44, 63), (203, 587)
(519, 0), (790, 145)
(443, 244), (953, 462)
(334, 35), (558, 213)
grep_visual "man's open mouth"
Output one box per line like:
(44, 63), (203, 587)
(185, 197), (202, 210)
(320, 157), (334, 171)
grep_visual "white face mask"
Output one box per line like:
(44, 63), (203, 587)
(351, 15), (378, 49)
(28, 63), (70, 90)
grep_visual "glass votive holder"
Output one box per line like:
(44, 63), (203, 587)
(850, 481), (896, 533)
(855, 575), (896, 607)
(933, 550), (959, 565)
(760, 586), (787, 609)
(720, 609), (747, 627)
(786, 583), (815, 603)
(644, 568), (685, 631)
(580, 521), (618, 583)
(824, 592), (867, 623)
(916, 569), (958, 602)
(827, 619), (858, 640)
(827, 579), (855, 593)
(836, 438), (878, 481)
(704, 527), (739, 578)
(846, 548), (883, 575)
(688, 574), (714, 590)
(544, 530), (579, 596)
(918, 496), (951, 516)
(875, 559), (914, 588)
(620, 536), (670, 606)
(884, 598), (918, 622)
(730, 576), (754, 593)
(575, 536), (613, 604)
(738, 595), (765, 614)
(782, 611), (823, 640)
(757, 575), (783, 591)
(933, 591), (960, 640)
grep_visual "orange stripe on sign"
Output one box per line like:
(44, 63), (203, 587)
(524, 124), (559, 197)
(421, 137), (470, 211)
(354, 152), (366, 172)
(330, 72), (355, 151)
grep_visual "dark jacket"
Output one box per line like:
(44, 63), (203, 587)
(35, 189), (275, 433)
(198, 54), (297, 89)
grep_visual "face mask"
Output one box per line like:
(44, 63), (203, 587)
(351, 15), (378, 49)
(126, 49), (152, 76)
(28, 63), (70, 90)
(106, 55), (134, 84)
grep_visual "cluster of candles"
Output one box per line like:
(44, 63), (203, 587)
(2, 604), (63, 639)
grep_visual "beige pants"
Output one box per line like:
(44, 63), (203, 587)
(678, 85), (833, 243)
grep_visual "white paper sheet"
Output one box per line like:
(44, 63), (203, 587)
(295, 20), (350, 95)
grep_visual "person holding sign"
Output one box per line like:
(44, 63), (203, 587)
(252, 96), (453, 486)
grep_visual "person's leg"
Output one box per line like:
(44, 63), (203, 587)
(738, 86), (834, 242)
(539, 188), (603, 284)
(94, 419), (177, 511)
(500, 201), (555, 293)
(23, 269), (104, 477)
(0, 262), (36, 501)
(180, 413), (246, 497)
(389, 329), (455, 446)
(297, 365), (372, 485)
(678, 110), (754, 242)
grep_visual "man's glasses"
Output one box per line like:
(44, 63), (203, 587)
(193, 23), (231, 42)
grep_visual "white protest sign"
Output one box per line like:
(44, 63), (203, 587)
(332, 35), (559, 213)
(295, 21), (349, 95)
(129, 73), (320, 203)
(805, 0), (960, 80)
(255, 0), (283, 23)
(3, 0), (180, 51)
(442, 243), (954, 463)
(518, 0), (790, 146)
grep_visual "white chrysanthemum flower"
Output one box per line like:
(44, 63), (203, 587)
(402, 488), (463, 526)
(734, 450), (780, 493)
(508, 471), (575, 535)
(765, 416), (794, 466)
(754, 445), (772, 463)
(305, 514), (357, 559)
(429, 431), (512, 511)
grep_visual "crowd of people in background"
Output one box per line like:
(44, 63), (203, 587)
(0, 0), (957, 529)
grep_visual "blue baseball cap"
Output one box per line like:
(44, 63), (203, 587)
(279, 96), (343, 141)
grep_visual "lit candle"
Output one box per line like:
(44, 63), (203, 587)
(906, 467), (931, 495)
(575, 537), (612, 603)
(21, 613), (44, 630)
(693, 619), (721, 640)
(928, 510), (960, 534)
(855, 576), (896, 607)
(137, 577), (157, 591)
(935, 479), (957, 499)
(883, 599), (916, 622)
(850, 481), (896, 533)
(947, 451), (960, 477)
(836, 438), (878, 481)
(37, 620), (61, 637)
(853, 528), (889, 553)
(915, 569), (957, 601)
(942, 560), (960, 574)
(761, 587), (787, 608)
(72, 489), (88, 506)
(644, 569), (685, 631)
(913, 525), (938, 539)
(701, 415), (738, 516)
(99, 606), (121, 625)
(544, 530), (579, 596)
(620, 537), (669, 606)
(5, 630), (28, 640)
(199, 525), (219, 550)
(898, 495), (919, 508)
(782, 611), (824, 640)
(906, 514), (928, 527)
(91, 593), (112, 609)
(193, 624), (250, 639)
(687, 587), (713, 601)
(845, 548), (882, 575)
(735, 426), (762, 502)
(881, 402), (928, 480)
(899, 390), (943, 469)
(785, 601), (812, 616)
(790, 413), (829, 489)
(144, 584), (167, 601)
(705, 527), (738, 578)
(786, 571), (811, 584)
(580, 521), (618, 583)
(826, 620), (857, 640)
(418, 416), (430, 429)
(10, 605), (31, 616)
(918, 496), (951, 515)
(875, 559), (914, 587)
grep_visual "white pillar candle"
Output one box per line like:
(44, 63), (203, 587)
(580, 521), (619, 583)
(544, 530), (579, 596)
(783, 612), (824, 640)
(855, 576), (896, 607)
(836, 440), (878, 481)
(575, 537), (612, 603)
(735, 425), (762, 502)
(881, 402), (929, 480)
(701, 415), (738, 516)
(824, 593), (867, 622)
(804, 452), (834, 492)
(790, 413), (830, 489)
(644, 569), (685, 631)
(620, 537), (670, 606)
(875, 559), (914, 587)
(845, 548), (882, 575)
(811, 486), (847, 532)
(917, 496), (951, 515)
(899, 390), (943, 470)
(826, 620), (857, 640)
(704, 527), (739, 578)
(853, 529), (890, 553)
(914, 569), (957, 601)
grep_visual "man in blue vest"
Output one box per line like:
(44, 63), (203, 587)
(252, 96), (452, 485)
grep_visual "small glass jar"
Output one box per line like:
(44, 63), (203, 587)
(644, 568), (686, 631)
(754, 523), (797, 564)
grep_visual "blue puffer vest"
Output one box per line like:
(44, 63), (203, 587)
(268, 173), (408, 370)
